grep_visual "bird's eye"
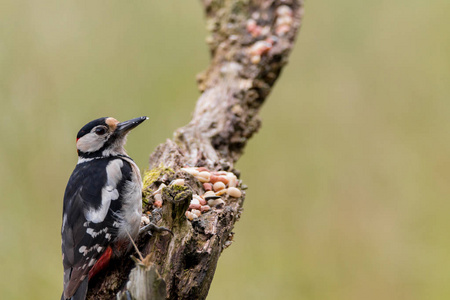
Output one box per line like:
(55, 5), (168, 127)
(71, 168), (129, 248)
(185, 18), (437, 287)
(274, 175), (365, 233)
(94, 127), (107, 135)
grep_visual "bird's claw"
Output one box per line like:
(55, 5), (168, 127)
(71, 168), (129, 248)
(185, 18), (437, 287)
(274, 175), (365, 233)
(139, 223), (173, 237)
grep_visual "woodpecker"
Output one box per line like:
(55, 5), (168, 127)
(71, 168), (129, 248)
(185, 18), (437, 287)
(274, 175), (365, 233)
(61, 116), (147, 300)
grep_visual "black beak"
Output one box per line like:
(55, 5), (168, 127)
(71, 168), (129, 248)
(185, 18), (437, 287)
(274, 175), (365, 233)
(116, 116), (148, 136)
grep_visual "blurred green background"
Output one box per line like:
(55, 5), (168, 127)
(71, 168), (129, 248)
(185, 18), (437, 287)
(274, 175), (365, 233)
(0, 0), (449, 299)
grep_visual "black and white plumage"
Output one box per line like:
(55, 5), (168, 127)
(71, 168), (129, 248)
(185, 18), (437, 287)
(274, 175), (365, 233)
(61, 116), (147, 300)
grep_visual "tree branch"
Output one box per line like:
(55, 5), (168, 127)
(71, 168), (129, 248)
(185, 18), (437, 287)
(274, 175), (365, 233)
(87, 0), (304, 299)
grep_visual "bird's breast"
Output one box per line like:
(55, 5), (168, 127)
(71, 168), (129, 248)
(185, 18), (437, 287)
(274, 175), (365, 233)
(115, 158), (142, 247)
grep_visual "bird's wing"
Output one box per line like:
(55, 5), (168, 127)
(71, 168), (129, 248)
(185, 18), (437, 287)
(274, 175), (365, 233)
(61, 158), (133, 298)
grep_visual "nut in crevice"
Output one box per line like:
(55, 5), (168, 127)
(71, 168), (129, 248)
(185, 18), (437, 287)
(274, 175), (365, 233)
(180, 167), (244, 221)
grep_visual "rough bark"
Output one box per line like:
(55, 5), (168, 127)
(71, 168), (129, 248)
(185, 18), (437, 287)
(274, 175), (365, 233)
(87, 0), (304, 299)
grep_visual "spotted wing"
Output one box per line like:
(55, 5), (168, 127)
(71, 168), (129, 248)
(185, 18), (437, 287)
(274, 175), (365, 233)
(61, 158), (132, 298)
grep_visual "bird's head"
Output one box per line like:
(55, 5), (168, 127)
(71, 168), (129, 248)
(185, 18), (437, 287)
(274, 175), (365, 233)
(75, 116), (147, 159)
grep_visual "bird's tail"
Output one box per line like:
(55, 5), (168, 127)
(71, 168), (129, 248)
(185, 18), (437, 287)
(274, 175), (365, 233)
(61, 277), (89, 300)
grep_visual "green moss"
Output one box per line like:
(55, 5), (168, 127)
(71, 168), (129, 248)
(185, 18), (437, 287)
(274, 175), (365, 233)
(230, 0), (248, 15)
(162, 185), (191, 203)
(142, 164), (175, 199)
(171, 184), (187, 192)
(143, 165), (172, 187)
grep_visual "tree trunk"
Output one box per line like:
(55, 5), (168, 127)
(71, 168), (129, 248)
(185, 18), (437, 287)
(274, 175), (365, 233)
(87, 0), (304, 299)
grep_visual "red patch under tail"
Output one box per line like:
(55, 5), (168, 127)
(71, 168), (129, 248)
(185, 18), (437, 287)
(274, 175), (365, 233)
(88, 246), (112, 280)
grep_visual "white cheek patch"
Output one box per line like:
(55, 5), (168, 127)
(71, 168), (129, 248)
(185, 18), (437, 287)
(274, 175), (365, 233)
(84, 159), (123, 223)
(77, 133), (107, 153)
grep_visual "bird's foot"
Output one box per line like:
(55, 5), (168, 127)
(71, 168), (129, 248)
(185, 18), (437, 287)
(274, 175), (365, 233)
(139, 223), (173, 237)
